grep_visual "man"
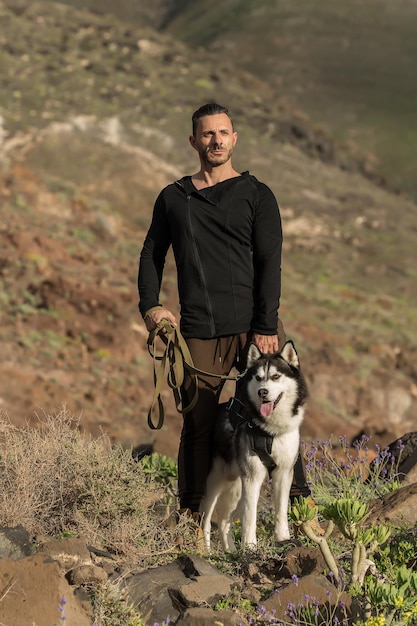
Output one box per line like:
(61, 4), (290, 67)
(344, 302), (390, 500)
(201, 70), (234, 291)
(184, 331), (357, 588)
(138, 102), (308, 515)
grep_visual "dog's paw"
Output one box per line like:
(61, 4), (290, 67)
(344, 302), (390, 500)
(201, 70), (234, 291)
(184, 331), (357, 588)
(274, 524), (291, 543)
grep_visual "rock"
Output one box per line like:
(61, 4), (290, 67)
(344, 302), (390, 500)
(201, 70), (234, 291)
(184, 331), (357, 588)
(0, 471), (416, 626)
(124, 560), (186, 624)
(279, 545), (327, 579)
(0, 553), (91, 626)
(178, 553), (225, 577)
(368, 482), (417, 527)
(176, 607), (249, 625)
(262, 573), (351, 621)
(172, 573), (236, 610)
(124, 554), (237, 625)
(39, 536), (93, 572)
(0, 525), (34, 559)
(67, 563), (108, 585)
(384, 431), (417, 484)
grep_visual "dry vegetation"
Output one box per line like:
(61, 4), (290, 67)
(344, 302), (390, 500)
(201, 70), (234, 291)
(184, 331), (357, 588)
(0, 408), (200, 566)
(0, 410), (416, 625)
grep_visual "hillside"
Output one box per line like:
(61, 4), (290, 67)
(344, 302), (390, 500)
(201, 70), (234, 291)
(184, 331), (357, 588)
(0, 0), (416, 461)
(160, 0), (417, 200)
(43, 0), (417, 199)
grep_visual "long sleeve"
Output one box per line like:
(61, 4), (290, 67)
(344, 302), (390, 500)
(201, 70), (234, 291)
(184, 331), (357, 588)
(251, 183), (282, 334)
(138, 191), (171, 318)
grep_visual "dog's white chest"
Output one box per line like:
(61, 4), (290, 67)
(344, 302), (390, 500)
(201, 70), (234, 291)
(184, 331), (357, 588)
(270, 429), (300, 467)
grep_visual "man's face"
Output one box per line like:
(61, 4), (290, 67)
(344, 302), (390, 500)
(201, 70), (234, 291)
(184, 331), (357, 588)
(190, 113), (238, 167)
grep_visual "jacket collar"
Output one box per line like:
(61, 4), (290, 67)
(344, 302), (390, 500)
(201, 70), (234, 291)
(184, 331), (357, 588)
(176, 172), (250, 205)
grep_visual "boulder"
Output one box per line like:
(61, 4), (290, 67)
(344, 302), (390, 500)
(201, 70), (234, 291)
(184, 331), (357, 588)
(0, 525), (34, 560)
(385, 431), (417, 484)
(39, 536), (93, 571)
(176, 607), (249, 625)
(262, 573), (351, 621)
(0, 553), (92, 626)
(368, 482), (417, 527)
(124, 554), (237, 625)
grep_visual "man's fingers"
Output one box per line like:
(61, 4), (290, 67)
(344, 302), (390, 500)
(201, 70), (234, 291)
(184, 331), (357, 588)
(145, 309), (177, 332)
(253, 333), (279, 354)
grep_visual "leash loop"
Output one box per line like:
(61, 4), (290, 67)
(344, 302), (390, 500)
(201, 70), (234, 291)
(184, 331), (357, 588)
(146, 319), (244, 430)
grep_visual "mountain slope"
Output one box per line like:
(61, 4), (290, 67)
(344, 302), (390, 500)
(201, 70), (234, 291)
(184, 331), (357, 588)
(160, 0), (417, 200)
(0, 0), (416, 456)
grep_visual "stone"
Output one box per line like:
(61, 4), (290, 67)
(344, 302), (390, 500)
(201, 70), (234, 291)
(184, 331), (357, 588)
(124, 560), (185, 625)
(0, 553), (91, 626)
(176, 607), (249, 625)
(386, 431), (417, 483)
(0, 525), (34, 560)
(279, 545), (327, 579)
(39, 536), (93, 572)
(368, 482), (417, 527)
(173, 573), (236, 609)
(262, 573), (351, 621)
(124, 555), (237, 625)
(67, 563), (108, 585)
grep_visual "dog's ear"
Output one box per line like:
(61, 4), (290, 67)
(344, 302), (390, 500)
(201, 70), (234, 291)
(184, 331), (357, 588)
(280, 340), (300, 369)
(247, 343), (262, 367)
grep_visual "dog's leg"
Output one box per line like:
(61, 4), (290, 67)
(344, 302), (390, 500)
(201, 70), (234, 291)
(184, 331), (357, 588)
(200, 459), (224, 551)
(271, 465), (293, 541)
(241, 465), (266, 547)
(216, 477), (241, 551)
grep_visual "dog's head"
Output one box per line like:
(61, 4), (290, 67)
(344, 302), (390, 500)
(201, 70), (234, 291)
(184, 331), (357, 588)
(244, 340), (308, 427)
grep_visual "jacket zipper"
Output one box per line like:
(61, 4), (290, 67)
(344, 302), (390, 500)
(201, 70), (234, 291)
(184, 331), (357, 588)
(185, 192), (216, 336)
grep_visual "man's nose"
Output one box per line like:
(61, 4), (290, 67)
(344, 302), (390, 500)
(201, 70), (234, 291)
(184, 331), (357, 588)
(211, 132), (223, 145)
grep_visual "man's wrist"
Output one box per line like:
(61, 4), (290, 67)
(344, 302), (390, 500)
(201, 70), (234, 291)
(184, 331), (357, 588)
(143, 305), (162, 320)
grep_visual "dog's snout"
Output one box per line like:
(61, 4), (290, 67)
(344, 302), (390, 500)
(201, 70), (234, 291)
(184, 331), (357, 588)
(258, 388), (268, 399)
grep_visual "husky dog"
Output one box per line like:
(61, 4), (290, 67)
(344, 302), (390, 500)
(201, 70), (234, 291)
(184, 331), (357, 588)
(200, 340), (308, 551)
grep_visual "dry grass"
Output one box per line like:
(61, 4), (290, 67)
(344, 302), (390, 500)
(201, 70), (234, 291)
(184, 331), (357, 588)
(0, 407), (199, 565)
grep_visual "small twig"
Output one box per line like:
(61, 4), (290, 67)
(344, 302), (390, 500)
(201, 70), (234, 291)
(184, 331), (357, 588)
(0, 578), (17, 603)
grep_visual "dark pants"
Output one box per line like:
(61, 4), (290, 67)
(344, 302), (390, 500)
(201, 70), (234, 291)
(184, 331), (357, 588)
(177, 321), (310, 512)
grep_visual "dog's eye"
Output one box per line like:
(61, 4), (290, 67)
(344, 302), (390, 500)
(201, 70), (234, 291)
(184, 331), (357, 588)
(271, 374), (281, 381)
(255, 375), (264, 382)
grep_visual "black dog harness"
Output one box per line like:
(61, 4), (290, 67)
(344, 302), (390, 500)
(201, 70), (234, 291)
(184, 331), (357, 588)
(225, 397), (277, 473)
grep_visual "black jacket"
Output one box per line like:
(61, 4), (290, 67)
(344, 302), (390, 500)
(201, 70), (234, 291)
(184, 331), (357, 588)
(138, 172), (282, 338)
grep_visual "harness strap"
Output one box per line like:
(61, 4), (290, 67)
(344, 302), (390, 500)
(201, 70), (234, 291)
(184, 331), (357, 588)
(247, 423), (276, 473)
(226, 400), (309, 492)
(225, 397), (276, 473)
(146, 320), (244, 430)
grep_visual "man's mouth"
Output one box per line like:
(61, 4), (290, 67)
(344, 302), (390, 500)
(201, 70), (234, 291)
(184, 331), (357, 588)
(260, 392), (283, 418)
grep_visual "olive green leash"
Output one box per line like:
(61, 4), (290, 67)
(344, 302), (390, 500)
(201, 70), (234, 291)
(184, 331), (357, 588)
(146, 319), (242, 430)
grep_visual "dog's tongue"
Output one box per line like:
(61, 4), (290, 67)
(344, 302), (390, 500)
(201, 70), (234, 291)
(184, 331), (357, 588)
(260, 401), (274, 418)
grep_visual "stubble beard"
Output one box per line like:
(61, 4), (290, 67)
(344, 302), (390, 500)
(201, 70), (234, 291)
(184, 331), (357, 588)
(201, 146), (234, 167)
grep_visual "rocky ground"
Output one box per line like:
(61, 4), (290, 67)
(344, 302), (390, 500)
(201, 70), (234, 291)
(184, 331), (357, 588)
(0, 440), (416, 625)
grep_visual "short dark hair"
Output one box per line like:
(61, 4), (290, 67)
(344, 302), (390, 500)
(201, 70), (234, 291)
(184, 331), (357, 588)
(191, 103), (234, 136)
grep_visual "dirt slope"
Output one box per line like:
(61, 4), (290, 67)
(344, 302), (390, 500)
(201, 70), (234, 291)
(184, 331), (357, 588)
(1, 117), (416, 460)
(0, 0), (415, 459)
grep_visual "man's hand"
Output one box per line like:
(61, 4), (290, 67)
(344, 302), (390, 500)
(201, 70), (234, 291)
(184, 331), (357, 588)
(144, 307), (177, 332)
(252, 333), (279, 354)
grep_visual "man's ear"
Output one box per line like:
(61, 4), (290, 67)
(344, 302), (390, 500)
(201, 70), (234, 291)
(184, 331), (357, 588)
(189, 135), (197, 150)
